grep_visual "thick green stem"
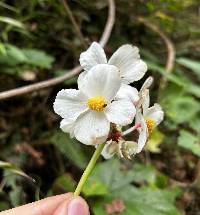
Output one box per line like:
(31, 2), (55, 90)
(74, 143), (105, 196)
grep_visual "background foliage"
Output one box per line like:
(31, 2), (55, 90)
(0, 0), (200, 214)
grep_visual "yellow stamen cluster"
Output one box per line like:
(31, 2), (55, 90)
(87, 96), (106, 112)
(145, 118), (155, 133)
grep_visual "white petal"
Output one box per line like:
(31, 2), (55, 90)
(101, 140), (117, 159)
(74, 111), (110, 145)
(145, 104), (164, 126)
(136, 111), (148, 153)
(142, 89), (150, 115)
(108, 44), (147, 83)
(60, 118), (75, 137)
(79, 42), (107, 71)
(115, 83), (139, 103)
(105, 100), (136, 126)
(121, 60), (147, 84)
(77, 71), (87, 88)
(140, 76), (153, 92)
(78, 64), (121, 102)
(53, 89), (88, 120)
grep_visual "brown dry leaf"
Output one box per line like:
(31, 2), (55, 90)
(15, 143), (44, 166)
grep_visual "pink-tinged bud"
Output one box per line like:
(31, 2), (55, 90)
(135, 123), (141, 129)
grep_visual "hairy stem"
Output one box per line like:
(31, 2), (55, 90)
(74, 143), (105, 196)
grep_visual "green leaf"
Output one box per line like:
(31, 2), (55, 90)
(147, 62), (185, 87)
(84, 159), (136, 192)
(0, 202), (9, 211)
(189, 118), (200, 134)
(0, 44), (54, 69)
(187, 83), (200, 98)
(53, 174), (76, 193)
(131, 163), (157, 186)
(0, 43), (6, 55)
(82, 180), (108, 197)
(22, 49), (54, 69)
(93, 186), (181, 215)
(147, 61), (200, 98)
(49, 131), (88, 169)
(83, 159), (162, 197)
(0, 160), (34, 182)
(162, 93), (199, 124)
(177, 58), (200, 77)
(178, 130), (200, 157)
(0, 2), (19, 13)
(4, 173), (24, 207)
(0, 16), (25, 29)
(2, 44), (27, 65)
(9, 186), (23, 207)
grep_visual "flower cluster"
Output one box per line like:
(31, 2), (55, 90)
(54, 42), (164, 159)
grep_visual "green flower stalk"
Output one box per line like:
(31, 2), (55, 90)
(74, 143), (105, 196)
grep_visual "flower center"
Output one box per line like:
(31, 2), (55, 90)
(145, 118), (155, 133)
(87, 96), (106, 112)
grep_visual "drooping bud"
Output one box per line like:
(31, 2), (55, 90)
(120, 140), (138, 160)
(140, 76), (154, 93)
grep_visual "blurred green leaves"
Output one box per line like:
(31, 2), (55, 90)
(0, 16), (25, 29)
(49, 131), (88, 169)
(52, 174), (76, 193)
(177, 58), (200, 77)
(149, 56), (200, 157)
(178, 130), (200, 157)
(0, 44), (54, 68)
(93, 187), (180, 215)
(0, 0), (199, 213)
(0, 161), (34, 207)
(0, 44), (54, 76)
(22, 49), (54, 69)
(162, 94), (199, 124)
(0, 160), (34, 182)
(84, 159), (181, 215)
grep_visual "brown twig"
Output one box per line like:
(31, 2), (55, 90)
(99, 0), (115, 47)
(61, 0), (88, 49)
(137, 17), (175, 99)
(0, 0), (115, 101)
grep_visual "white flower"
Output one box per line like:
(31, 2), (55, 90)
(141, 89), (164, 133)
(54, 64), (136, 145)
(117, 76), (163, 153)
(101, 123), (145, 159)
(134, 110), (148, 153)
(133, 88), (164, 153)
(101, 83), (164, 159)
(79, 42), (147, 85)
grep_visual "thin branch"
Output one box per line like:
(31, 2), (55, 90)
(0, 0), (115, 101)
(61, 0), (88, 49)
(137, 17), (175, 98)
(99, 0), (115, 47)
(0, 66), (81, 100)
